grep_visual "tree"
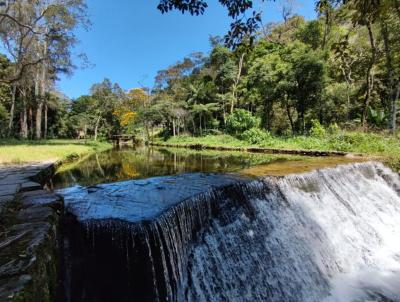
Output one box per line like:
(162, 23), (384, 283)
(0, 0), (88, 138)
(136, 1), (400, 139)
(248, 48), (290, 131)
(226, 109), (259, 135)
(191, 102), (219, 135)
(157, 1), (370, 47)
(289, 44), (326, 132)
(157, 0), (266, 47)
(89, 79), (125, 140)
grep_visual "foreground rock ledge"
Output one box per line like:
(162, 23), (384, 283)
(0, 163), (63, 302)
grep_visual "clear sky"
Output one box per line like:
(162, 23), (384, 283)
(57, 0), (317, 99)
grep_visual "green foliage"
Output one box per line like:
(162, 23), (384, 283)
(226, 109), (260, 135)
(160, 131), (400, 172)
(327, 123), (340, 135)
(367, 107), (386, 127)
(0, 103), (8, 138)
(296, 20), (323, 50)
(3, 0), (399, 146)
(241, 128), (272, 144)
(310, 120), (326, 137)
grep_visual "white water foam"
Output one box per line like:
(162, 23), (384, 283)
(185, 162), (400, 302)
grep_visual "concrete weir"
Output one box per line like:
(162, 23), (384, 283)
(0, 162), (63, 302)
(59, 162), (400, 302)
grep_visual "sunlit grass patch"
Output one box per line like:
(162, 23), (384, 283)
(158, 131), (400, 171)
(0, 139), (112, 164)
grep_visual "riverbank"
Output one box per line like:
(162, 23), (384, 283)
(153, 131), (400, 170)
(0, 139), (112, 301)
(0, 161), (63, 301)
(0, 139), (112, 165)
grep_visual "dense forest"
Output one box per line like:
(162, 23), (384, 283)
(0, 0), (399, 142)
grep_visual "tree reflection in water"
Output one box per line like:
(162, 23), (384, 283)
(52, 146), (298, 189)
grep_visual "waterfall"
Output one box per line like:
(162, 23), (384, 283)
(62, 162), (400, 302)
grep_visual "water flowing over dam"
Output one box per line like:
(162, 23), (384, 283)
(59, 162), (400, 302)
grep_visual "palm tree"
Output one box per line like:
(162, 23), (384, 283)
(191, 102), (219, 135)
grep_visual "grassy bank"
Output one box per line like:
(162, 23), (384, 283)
(0, 139), (112, 165)
(155, 131), (400, 171)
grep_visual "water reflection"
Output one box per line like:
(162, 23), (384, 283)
(52, 146), (298, 189)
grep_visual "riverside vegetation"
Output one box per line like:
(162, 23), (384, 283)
(0, 0), (399, 168)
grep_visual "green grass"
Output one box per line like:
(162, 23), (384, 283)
(0, 139), (112, 165)
(156, 131), (400, 171)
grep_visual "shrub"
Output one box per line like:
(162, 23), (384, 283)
(310, 119), (326, 138)
(327, 123), (339, 135)
(226, 109), (260, 135)
(241, 128), (272, 145)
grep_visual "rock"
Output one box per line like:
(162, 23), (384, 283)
(0, 161), (61, 302)
(0, 221), (59, 302)
(19, 182), (42, 192)
(0, 175), (26, 186)
(0, 184), (20, 197)
(0, 195), (14, 210)
(20, 191), (62, 211)
(0, 275), (32, 301)
(16, 207), (56, 224)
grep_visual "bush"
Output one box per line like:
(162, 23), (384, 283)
(241, 128), (272, 145)
(310, 119), (326, 138)
(327, 123), (339, 135)
(226, 109), (260, 135)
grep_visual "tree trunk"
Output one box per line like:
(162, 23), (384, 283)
(322, 8), (331, 50)
(361, 22), (376, 128)
(8, 83), (17, 136)
(29, 107), (33, 139)
(199, 114), (202, 136)
(231, 53), (245, 114)
(391, 83), (400, 132)
(222, 102), (226, 125)
(284, 95), (295, 135)
(20, 99), (28, 139)
(191, 119), (196, 135)
(44, 104), (48, 139)
(94, 116), (101, 141)
(380, 19), (397, 133)
(172, 119), (176, 137)
(35, 103), (43, 140)
(297, 104), (306, 134)
(144, 123), (150, 142)
(36, 39), (48, 140)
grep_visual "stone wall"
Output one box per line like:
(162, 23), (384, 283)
(0, 163), (63, 302)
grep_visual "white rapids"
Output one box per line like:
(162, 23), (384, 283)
(183, 162), (400, 302)
(63, 161), (400, 302)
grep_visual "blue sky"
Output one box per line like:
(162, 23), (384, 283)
(57, 0), (317, 99)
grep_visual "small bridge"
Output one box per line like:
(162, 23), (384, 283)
(109, 135), (138, 146)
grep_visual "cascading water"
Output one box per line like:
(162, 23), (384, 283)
(60, 162), (400, 302)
